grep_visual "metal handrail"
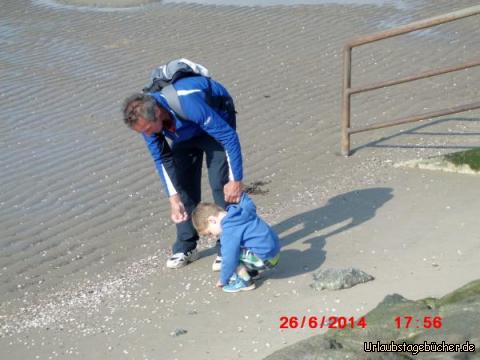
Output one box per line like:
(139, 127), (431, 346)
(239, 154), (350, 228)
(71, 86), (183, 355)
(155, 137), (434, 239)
(341, 5), (480, 156)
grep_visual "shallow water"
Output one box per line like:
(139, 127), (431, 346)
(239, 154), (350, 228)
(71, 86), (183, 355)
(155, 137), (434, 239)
(33, 0), (413, 12)
(165, 0), (411, 8)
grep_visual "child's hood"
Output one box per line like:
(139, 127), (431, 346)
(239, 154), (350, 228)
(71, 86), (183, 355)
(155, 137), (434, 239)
(222, 193), (257, 226)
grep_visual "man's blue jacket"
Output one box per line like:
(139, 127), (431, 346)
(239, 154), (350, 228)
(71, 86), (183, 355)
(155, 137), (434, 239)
(142, 76), (243, 196)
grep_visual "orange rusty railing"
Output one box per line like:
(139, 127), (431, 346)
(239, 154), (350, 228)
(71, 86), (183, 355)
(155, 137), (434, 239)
(341, 5), (480, 156)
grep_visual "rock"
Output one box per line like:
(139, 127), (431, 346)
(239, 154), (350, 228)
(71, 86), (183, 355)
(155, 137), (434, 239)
(310, 268), (374, 291)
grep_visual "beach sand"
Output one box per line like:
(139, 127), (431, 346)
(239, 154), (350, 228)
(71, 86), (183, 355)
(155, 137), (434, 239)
(0, 0), (479, 358)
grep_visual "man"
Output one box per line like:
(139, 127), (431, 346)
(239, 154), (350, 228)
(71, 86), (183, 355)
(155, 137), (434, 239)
(122, 74), (243, 270)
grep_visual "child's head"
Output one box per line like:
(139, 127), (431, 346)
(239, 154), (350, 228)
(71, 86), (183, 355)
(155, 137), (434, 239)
(192, 203), (226, 237)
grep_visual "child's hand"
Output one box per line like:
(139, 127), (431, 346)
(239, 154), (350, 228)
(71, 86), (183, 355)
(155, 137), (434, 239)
(215, 280), (223, 288)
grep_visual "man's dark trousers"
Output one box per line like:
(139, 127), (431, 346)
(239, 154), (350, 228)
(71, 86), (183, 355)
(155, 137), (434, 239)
(171, 134), (230, 254)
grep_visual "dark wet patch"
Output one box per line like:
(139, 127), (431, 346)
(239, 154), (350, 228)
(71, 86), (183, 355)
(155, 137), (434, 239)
(244, 180), (270, 195)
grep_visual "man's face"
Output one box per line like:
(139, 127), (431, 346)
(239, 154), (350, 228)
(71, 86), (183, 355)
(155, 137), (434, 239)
(131, 117), (163, 136)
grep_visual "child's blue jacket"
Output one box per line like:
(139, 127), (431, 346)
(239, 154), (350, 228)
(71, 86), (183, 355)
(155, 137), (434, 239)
(220, 193), (280, 285)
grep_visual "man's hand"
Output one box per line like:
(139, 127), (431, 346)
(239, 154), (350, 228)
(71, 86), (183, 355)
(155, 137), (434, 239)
(224, 180), (243, 203)
(169, 194), (188, 223)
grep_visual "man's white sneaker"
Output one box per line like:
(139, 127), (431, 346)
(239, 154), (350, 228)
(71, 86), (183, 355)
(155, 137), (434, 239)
(166, 249), (199, 269)
(212, 256), (222, 272)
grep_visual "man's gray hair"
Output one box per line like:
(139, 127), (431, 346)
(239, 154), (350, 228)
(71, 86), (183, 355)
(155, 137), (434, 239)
(122, 93), (157, 127)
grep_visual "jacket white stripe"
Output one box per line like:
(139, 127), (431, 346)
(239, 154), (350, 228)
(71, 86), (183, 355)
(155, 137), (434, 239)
(225, 152), (234, 181)
(177, 89), (202, 96)
(161, 164), (177, 196)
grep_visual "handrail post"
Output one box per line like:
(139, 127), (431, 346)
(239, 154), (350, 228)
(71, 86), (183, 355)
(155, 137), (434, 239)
(341, 45), (352, 156)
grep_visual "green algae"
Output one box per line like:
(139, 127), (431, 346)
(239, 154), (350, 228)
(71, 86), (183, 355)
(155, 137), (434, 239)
(444, 148), (480, 171)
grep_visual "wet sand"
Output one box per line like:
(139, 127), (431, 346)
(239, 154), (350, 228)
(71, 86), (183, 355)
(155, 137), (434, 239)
(1, 0), (480, 358)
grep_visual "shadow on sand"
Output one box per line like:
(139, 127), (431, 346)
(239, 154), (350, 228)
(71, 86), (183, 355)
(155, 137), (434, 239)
(268, 187), (393, 279)
(351, 117), (480, 155)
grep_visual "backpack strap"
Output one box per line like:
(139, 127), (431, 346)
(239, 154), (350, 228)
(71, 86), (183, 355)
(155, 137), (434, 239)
(161, 84), (188, 120)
